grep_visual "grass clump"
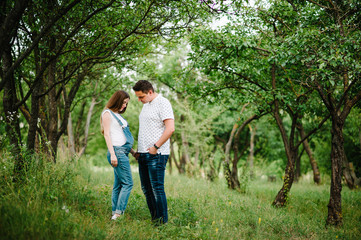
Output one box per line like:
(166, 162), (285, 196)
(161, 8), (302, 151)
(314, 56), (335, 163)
(0, 151), (106, 239)
(1, 151), (361, 239)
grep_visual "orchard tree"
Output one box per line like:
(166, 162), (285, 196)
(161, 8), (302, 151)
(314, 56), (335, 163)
(188, 0), (361, 226)
(187, 11), (328, 202)
(281, 0), (361, 226)
(0, 0), (211, 169)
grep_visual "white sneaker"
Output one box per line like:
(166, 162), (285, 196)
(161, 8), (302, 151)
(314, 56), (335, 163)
(111, 214), (123, 220)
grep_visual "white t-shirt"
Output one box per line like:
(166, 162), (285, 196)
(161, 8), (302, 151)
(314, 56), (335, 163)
(138, 95), (174, 154)
(102, 109), (128, 146)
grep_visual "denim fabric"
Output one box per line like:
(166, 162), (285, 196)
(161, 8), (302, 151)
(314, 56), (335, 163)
(138, 153), (169, 224)
(107, 144), (133, 215)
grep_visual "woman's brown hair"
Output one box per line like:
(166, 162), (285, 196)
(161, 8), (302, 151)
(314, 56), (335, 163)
(100, 90), (130, 134)
(106, 90), (130, 114)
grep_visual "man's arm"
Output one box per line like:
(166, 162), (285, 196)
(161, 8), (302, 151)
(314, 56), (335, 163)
(148, 118), (175, 154)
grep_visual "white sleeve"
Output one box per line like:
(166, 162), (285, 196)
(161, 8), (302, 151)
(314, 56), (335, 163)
(160, 98), (174, 121)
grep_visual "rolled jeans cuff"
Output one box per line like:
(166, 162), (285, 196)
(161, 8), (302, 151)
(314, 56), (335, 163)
(113, 210), (124, 215)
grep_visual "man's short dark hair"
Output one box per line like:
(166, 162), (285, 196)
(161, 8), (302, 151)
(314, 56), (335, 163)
(132, 80), (154, 93)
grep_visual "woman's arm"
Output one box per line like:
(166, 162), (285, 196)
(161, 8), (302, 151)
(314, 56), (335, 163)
(102, 112), (118, 167)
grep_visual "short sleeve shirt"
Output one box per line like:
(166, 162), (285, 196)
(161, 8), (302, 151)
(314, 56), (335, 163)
(137, 95), (174, 154)
(101, 110), (127, 146)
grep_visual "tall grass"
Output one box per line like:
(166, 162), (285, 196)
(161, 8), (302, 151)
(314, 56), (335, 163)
(0, 152), (360, 239)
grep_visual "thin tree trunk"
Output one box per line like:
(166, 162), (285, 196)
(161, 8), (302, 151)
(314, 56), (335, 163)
(230, 157), (241, 189)
(225, 111), (260, 189)
(342, 154), (359, 189)
(47, 36), (58, 162)
(178, 115), (188, 174)
(272, 63), (298, 207)
(294, 149), (301, 183)
(248, 125), (256, 179)
(173, 137), (184, 174)
(26, 11), (42, 152)
(194, 148), (199, 168)
(75, 101), (86, 151)
(298, 124), (321, 184)
(78, 96), (97, 156)
(207, 146), (218, 181)
(232, 125), (250, 189)
(181, 130), (190, 166)
(359, 123), (361, 151)
(67, 112), (76, 155)
(224, 123), (238, 189)
(294, 132), (301, 182)
(224, 104), (249, 189)
(348, 163), (361, 186)
(169, 138), (175, 174)
(27, 55), (41, 151)
(273, 144), (297, 207)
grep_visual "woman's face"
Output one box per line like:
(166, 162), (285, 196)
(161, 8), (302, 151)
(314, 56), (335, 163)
(120, 98), (130, 112)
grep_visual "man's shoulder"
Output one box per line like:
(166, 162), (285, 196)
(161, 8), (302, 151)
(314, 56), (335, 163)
(157, 95), (171, 105)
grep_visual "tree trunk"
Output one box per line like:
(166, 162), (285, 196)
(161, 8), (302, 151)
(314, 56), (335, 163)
(78, 96), (97, 156)
(271, 63), (298, 207)
(174, 137), (185, 174)
(47, 40), (58, 162)
(194, 148), (199, 168)
(298, 124), (321, 184)
(294, 149), (301, 183)
(27, 43), (42, 151)
(181, 130), (190, 166)
(27, 91), (40, 151)
(342, 155), (360, 189)
(224, 123), (238, 189)
(232, 126), (250, 189)
(326, 116), (344, 226)
(273, 152), (297, 207)
(248, 125), (255, 179)
(359, 122), (361, 151)
(2, 45), (24, 176)
(230, 157), (240, 189)
(75, 101), (86, 151)
(169, 138), (176, 174)
(67, 112), (76, 155)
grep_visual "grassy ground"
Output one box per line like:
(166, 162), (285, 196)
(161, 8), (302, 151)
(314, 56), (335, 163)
(0, 155), (360, 240)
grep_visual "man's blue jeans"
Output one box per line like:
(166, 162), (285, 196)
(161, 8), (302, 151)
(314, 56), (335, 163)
(138, 153), (169, 224)
(107, 145), (133, 215)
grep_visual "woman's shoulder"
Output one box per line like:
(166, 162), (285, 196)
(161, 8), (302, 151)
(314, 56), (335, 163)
(101, 109), (111, 117)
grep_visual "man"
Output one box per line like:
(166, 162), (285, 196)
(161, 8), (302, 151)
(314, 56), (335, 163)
(132, 80), (175, 224)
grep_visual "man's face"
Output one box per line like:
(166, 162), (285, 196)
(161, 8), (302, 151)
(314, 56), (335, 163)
(135, 90), (152, 104)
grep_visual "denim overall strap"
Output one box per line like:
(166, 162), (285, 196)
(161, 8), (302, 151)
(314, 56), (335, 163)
(108, 110), (134, 147)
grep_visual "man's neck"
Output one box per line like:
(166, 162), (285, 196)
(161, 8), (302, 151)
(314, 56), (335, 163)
(149, 92), (158, 102)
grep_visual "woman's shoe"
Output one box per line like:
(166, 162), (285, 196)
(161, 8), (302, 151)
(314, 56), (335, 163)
(111, 213), (123, 220)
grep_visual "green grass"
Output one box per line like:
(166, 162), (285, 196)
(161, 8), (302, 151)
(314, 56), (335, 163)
(0, 154), (360, 240)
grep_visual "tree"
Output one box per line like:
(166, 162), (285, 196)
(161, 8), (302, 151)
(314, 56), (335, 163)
(187, 4), (328, 204)
(272, 0), (361, 226)
(1, 0), (212, 168)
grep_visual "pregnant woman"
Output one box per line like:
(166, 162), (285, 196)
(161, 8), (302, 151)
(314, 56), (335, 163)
(101, 90), (136, 220)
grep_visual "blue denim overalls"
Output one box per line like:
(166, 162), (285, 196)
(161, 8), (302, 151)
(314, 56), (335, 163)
(108, 110), (134, 150)
(107, 110), (134, 215)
